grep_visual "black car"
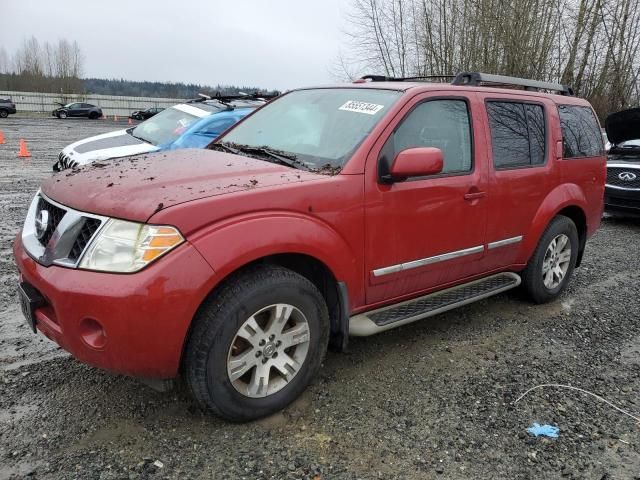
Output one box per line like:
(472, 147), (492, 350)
(604, 108), (640, 216)
(0, 98), (17, 118)
(52, 102), (103, 119)
(130, 107), (164, 120)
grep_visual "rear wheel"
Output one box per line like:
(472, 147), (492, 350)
(89, 111), (99, 119)
(0, 109), (8, 118)
(522, 215), (579, 303)
(183, 265), (330, 421)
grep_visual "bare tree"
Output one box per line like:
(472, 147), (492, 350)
(1, 37), (85, 93)
(0, 47), (9, 74)
(339, 0), (640, 118)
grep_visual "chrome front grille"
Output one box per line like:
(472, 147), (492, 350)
(68, 217), (102, 262)
(35, 197), (66, 246)
(22, 191), (107, 268)
(606, 165), (640, 189)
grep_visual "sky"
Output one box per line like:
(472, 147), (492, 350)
(0, 0), (351, 90)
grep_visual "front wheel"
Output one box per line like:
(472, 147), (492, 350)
(183, 265), (330, 421)
(522, 215), (579, 304)
(58, 111), (67, 119)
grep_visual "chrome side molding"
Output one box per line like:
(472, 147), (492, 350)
(372, 235), (524, 277)
(487, 235), (523, 250)
(373, 245), (484, 277)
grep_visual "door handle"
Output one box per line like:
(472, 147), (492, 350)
(464, 191), (486, 201)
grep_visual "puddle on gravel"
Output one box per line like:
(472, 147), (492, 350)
(0, 403), (38, 423)
(0, 460), (45, 480)
(0, 304), (67, 371)
(621, 336), (640, 366)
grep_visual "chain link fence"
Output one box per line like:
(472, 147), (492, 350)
(0, 90), (186, 117)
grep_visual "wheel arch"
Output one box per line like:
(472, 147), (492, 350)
(522, 183), (588, 266)
(555, 205), (587, 266)
(179, 251), (350, 375)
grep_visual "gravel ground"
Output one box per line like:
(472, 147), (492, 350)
(0, 117), (639, 480)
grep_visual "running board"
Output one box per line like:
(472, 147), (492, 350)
(349, 272), (521, 336)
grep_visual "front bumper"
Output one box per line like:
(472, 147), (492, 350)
(604, 186), (640, 216)
(13, 235), (216, 378)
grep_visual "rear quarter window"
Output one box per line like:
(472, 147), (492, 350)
(558, 105), (604, 158)
(487, 101), (546, 169)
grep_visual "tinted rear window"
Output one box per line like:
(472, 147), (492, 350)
(487, 101), (546, 168)
(558, 105), (603, 158)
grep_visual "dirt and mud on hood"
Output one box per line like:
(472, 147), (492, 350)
(41, 148), (326, 222)
(605, 107), (640, 146)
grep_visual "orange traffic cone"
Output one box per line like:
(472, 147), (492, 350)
(18, 138), (31, 158)
(128, 117), (133, 125)
(101, 113), (106, 120)
(113, 114), (118, 121)
(0, 130), (5, 144)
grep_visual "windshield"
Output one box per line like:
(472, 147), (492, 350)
(130, 106), (200, 146)
(217, 88), (402, 169)
(166, 110), (253, 151)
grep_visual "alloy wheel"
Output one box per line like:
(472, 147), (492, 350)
(542, 234), (571, 289)
(227, 303), (311, 398)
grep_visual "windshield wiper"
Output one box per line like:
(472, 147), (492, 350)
(216, 142), (310, 171)
(210, 142), (241, 155)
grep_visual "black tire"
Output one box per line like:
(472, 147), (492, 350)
(89, 111), (99, 119)
(183, 265), (330, 422)
(521, 215), (579, 304)
(58, 111), (67, 119)
(0, 109), (8, 118)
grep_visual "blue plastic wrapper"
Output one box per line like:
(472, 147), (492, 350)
(527, 423), (560, 438)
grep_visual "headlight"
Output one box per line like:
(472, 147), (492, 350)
(79, 219), (184, 273)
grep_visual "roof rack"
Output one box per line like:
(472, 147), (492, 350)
(186, 92), (279, 104)
(357, 72), (573, 96)
(452, 72), (573, 96)
(358, 74), (454, 83)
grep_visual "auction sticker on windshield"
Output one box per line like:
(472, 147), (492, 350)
(339, 101), (385, 115)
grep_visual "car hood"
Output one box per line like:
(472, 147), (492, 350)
(58, 129), (158, 168)
(605, 107), (640, 145)
(42, 149), (324, 222)
(68, 129), (147, 154)
(607, 154), (640, 164)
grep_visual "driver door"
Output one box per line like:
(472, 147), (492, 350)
(364, 93), (488, 305)
(68, 103), (82, 117)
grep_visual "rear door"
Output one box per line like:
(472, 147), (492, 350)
(364, 92), (489, 305)
(480, 94), (557, 269)
(556, 104), (606, 232)
(80, 103), (93, 117)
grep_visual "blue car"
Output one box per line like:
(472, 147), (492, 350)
(163, 108), (254, 151)
(53, 96), (271, 171)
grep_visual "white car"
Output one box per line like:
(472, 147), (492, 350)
(53, 97), (269, 171)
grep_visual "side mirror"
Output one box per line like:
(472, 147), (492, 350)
(388, 147), (444, 181)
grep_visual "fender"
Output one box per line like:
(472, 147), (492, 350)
(187, 210), (363, 305)
(518, 183), (587, 263)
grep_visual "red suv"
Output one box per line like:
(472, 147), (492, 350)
(14, 72), (605, 421)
